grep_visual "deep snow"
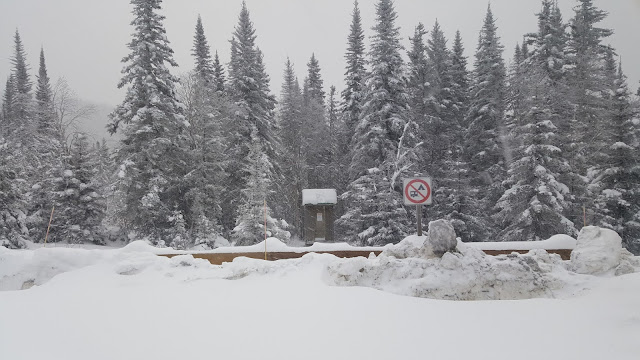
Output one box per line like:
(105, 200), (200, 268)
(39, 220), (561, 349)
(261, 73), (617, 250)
(1, 230), (639, 360)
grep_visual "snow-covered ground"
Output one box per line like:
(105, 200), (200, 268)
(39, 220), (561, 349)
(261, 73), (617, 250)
(1, 227), (639, 360)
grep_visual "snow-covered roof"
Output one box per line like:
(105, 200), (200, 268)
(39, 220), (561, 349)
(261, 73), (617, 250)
(302, 189), (337, 205)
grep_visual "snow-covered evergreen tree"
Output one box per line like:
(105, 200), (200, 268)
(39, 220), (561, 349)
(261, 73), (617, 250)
(595, 64), (640, 253)
(338, 0), (411, 245)
(0, 138), (28, 248)
(232, 128), (289, 245)
(192, 15), (215, 85)
(35, 48), (56, 133)
(496, 65), (576, 241)
(9, 30), (33, 132)
(178, 15), (232, 247)
(276, 59), (306, 237)
(212, 52), (226, 94)
(107, 0), (186, 243)
(28, 48), (65, 242)
(226, 2), (279, 234)
(302, 53), (331, 188)
(51, 133), (106, 244)
(495, 0), (577, 242)
(565, 0), (613, 190)
(341, 0), (367, 150)
(406, 22), (429, 161)
(464, 5), (507, 238)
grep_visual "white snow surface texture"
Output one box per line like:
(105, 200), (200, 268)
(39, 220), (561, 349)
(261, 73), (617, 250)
(1, 228), (639, 360)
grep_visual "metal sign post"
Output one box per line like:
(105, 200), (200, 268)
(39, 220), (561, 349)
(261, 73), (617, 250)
(403, 178), (433, 236)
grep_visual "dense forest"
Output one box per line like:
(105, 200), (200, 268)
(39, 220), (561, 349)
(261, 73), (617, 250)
(1, 0), (639, 253)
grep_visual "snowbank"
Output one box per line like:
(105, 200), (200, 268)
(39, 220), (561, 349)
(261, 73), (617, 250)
(328, 242), (580, 300)
(466, 234), (577, 251)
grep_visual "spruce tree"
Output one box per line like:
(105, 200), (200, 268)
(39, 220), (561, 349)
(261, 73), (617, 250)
(565, 0), (613, 221)
(107, 0), (186, 242)
(192, 15), (215, 85)
(180, 15), (233, 247)
(465, 5), (507, 238)
(276, 59), (305, 236)
(226, 2), (279, 235)
(496, 0), (577, 241)
(35, 48), (55, 133)
(28, 48), (65, 243)
(51, 133), (106, 244)
(341, 0), (366, 149)
(302, 53), (330, 188)
(0, 138), (28, 248)
(213, 51), (226, 94)
(338, 0), (411, 245)
(439, 30), (481, 241)
(406, 22), (429, 159)
(1, 75), (16, 127)
(10, 30), (32, 129)
(232, 128), (289, 245)
(596, 64), (640, 253)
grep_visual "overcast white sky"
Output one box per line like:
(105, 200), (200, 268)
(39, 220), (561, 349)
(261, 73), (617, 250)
(0, 0), (638, 108)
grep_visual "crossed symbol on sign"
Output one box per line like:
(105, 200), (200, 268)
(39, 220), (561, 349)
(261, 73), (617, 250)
(405, 179), (431, 204)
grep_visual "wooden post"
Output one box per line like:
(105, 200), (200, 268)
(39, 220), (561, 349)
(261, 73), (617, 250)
(264, 198), (267, 260)
(44, 206), (55, 247)
(417, 205), (423, 236)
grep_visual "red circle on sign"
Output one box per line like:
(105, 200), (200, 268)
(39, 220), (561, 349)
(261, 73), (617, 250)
(404, 179), (431, 204)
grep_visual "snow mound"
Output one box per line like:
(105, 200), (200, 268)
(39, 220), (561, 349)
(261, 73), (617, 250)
(0, 241), (165, 291)
(327, 242), (577, 300)
(571, 226), (622, 275)
(382, 235), (428, 259)
(468, 234), (577, 251)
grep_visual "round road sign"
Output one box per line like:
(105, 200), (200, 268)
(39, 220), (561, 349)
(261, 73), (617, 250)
(404, 178), (432, 205)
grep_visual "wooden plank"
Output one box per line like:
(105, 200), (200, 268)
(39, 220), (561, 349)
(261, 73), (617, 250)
(158, 248), (572, 265)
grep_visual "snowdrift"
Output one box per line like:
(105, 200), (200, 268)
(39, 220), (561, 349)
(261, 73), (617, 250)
(1, 224), (638, 301)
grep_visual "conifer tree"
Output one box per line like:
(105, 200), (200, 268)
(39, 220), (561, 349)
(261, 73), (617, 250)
(51, 133), (106, 244)
(180, 16), (233, 246)
(226, 2), (279, 234)
(276, 59), (305, 236)
(341, 0), (366, 149)
(35, 48), (55, 133)
(107, 0), (186, 242)
(565, 0), (614, 225)
(302, 53), (330, 188)
(232, 128), (289, 245)
(10, 30), (32, 129)
(438, 29), (481, 241)
(213, 51), (226, 94)
(0, 138), (28, 248)
(192, 15), (215, 85)
(338, 0), (411, 245)
(496, 0), (577, 241)
(1, 75), (16, 127)
(465, 5), (507, 237)
(28, 48), (65, 242)
(406, 22), (429, 157)
(596, 64), (640, 253)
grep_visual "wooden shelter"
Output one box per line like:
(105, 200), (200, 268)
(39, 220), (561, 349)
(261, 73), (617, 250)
(302, 189), (337, 245)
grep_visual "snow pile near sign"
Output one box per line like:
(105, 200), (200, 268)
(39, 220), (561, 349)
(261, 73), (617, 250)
(570, 226), (637, 275)
(327, 225), (639, 300)
(327, 241), (582, 300)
